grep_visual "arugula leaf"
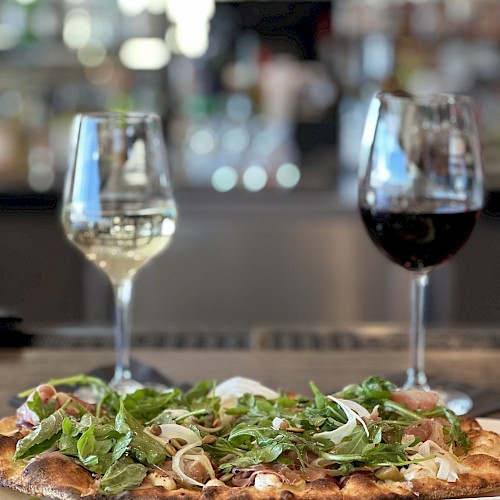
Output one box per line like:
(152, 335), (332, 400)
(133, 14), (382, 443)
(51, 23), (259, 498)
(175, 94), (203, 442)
(59, 417), (79, 456)
(336, 376), (396, 407)
(99, 457), (148, 495)
(185, 380), (219, 415)
(18, 374), (110, 399)
(77, 425), (98, 468)
(310, 382), (328, 409)
(58, 413), (122, 474)
(14, 409), (66, 460)
(435, 407), (470, 451)
(115, 401), (166, 466)
(218, 442), (284, 471)
(228, 423), (278, 449)
(203, 437), (245, 461)
(185, 380), (214, 403)
(123, 388), (182, 421)
(112, 432), (131, 462)
(320, 425), (409, 468)
(27, 391), (56, 420)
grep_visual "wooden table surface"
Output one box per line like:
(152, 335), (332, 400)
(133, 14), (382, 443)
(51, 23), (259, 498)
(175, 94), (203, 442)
(1, 346), (499, 417)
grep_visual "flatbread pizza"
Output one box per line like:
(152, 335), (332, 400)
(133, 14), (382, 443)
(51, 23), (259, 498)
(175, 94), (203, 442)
(0, 375), (499, 499)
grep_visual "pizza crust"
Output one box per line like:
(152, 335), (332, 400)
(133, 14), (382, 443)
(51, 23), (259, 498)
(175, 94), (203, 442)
(0, 417), (19, 435)
(19, 452), (96, 499)
(0, 435), (25, 489)
(467, 429), (500, 459)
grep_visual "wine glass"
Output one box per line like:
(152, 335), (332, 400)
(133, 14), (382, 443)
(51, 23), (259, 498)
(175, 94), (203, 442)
(358, 92), (484, 414)
(61, 111), (177, 394)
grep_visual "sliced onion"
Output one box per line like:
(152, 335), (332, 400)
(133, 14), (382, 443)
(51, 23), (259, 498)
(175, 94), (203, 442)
(330, 397), (371, 419)
(328, 397), (370, 436)
(159, 424), (201, 445)
(172, 441), (215, 487)
(313, 397), (369, 444)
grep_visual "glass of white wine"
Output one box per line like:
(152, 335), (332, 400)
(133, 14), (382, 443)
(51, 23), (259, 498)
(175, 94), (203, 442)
(61, 112), (177, 393)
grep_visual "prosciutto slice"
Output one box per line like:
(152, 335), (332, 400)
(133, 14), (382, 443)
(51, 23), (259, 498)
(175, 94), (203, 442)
(391, 389), (440, 411)
(16, 385), (94, 427)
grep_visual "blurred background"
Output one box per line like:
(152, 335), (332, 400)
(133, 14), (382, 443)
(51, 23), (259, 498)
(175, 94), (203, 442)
(0, 0), (499, 338)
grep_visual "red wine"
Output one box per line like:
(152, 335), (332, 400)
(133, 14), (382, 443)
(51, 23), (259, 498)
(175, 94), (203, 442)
(360, 208), (480, 270)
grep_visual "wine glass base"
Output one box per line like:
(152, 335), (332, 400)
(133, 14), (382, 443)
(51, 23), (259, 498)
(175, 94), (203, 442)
(434, 387), (473, 415)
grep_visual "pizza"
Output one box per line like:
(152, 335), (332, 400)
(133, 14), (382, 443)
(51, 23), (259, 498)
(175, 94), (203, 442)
(0, 374), (499, 500)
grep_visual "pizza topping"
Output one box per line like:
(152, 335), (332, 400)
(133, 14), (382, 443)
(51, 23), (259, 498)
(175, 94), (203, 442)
(204, 478), (226, 487)
(213, 377), (280, 410)
(172, 441), (215, 486)
(313, 397), (369, 445)
(98, 458), (149, 495)
(14, 407), (67, 460)
(142, 470), (177, 490)
(272, 417), (289, 430)
(214, 377), (280, 399)
(391, 389), (441, 411)
(6, 374), (474, 496)
(254, 472), (283, 491)
(16, 384), (57, 427)
(404, 440), (470, 482)
(374, 465), (404, 481)
(404, 418), (448, 448)
(16, 384), (96, 430)
(157, 423), (201, 446)
(230, 463), (305, 489)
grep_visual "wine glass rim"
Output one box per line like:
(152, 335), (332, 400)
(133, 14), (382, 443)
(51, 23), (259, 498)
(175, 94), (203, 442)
(375, 91), (473, 105)
(77, 111), (161, 121)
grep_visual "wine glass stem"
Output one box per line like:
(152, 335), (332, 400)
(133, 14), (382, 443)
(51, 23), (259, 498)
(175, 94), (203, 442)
(404, 271), (431, 391)
(112, 279), (133, 384)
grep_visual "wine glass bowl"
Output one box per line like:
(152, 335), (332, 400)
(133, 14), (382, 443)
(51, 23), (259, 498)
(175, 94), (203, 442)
(358, 92), (484, 414)
(61, 112), (177, 393)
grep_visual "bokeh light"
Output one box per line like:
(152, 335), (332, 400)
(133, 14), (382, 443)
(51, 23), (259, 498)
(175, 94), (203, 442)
(77, 39), (107, 67)
(119, 38), (171, 70)
(276, 162), (301, 189)
(63, 9), (91, 50)
(242, 165), (267, 192)
(211, 166), (238, 192)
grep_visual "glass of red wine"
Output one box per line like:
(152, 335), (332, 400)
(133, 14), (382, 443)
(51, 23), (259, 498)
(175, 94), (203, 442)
(358, 92), (484, 414)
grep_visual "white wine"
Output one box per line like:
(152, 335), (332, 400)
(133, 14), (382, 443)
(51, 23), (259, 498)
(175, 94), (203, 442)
(62, 111), (178, 392)
(63, 207), (177, 283)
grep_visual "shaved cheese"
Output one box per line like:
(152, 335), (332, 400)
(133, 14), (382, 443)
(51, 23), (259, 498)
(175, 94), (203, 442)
(143, 471), (177, 490)
(272, 417), (287, 430)
(254, 473), (283, 491)
(313, 397), (369, 444)
(404, 440), (470, 483)
(159, 424), (201, 445)
(213, 377), (280, 409)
